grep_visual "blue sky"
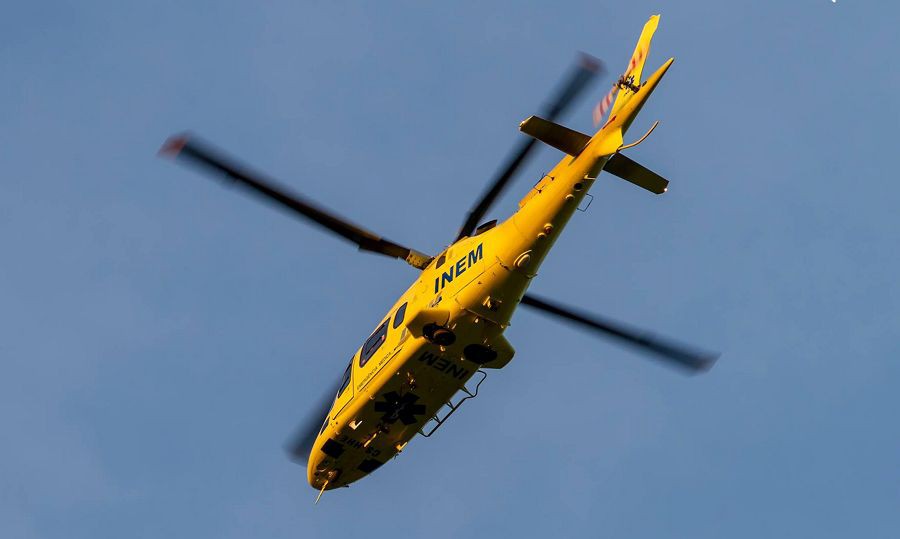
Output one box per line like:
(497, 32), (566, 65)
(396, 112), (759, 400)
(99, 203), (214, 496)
(2, 1), (898, 537)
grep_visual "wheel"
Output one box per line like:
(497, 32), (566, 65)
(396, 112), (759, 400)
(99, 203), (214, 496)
(423, 323), (456, 346)
(463, 344), (498, 364)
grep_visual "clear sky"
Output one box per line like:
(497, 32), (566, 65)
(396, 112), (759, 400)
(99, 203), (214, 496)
(3, 1), (898, 537)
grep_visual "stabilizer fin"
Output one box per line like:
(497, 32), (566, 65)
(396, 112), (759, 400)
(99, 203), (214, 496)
(603, 153), (668, 194)
(611, 14), (660, 116)
(519, 116), (591, 157)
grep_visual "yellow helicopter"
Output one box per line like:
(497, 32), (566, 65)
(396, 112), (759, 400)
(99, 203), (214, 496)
(160, 14), (717, 502)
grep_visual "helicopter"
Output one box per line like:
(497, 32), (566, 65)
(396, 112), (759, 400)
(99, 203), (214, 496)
(160, 14), (718, 501)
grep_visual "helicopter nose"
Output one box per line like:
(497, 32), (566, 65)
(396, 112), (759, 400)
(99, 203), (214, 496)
(307, 450), (342, 490)
(308, 464), (341, 491)
(307, 453), (324, 488)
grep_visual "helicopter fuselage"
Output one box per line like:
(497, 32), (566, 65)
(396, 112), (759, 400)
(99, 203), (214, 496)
(307, 110), (636, 490)
(155, 14), (695, 495)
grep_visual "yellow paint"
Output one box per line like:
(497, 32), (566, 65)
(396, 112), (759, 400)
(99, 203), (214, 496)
(610, 14), (660, 117)
(307, 15), (675, 492)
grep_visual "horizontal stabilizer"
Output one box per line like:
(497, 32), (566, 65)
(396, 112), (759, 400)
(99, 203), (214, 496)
(603, 153), (668, 194)
(519, 116), (591, 157)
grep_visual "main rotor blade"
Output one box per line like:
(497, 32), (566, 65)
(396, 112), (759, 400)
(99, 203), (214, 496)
(454, 54), (603, 242)
(519, 293), (718, 373)
(285, 386), (338, 464)
(159, 135), (432, 269)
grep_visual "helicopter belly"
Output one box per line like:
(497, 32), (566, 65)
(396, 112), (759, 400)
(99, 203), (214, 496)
(308, 335), (483, 490)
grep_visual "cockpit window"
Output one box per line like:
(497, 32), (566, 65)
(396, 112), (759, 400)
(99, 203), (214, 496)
(337, 360), (352, 397)
(393, 302), (408, 329)
(360, 321), (388, 367)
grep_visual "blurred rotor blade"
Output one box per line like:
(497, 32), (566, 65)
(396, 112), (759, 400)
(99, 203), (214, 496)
(285, 387), (338, 464)
(519, 293), (718, 373)
(454, 54), (603, 242)
(159, 135), (432, 269)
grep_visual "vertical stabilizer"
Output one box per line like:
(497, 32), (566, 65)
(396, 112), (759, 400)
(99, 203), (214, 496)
(610, 15), (660, 116)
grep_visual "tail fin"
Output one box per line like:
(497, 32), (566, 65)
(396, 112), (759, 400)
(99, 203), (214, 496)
(610, 14), (660, 116)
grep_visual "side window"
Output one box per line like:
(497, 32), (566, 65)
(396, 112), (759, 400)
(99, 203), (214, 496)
(393, 302), (408, 329)
(337, 361), (352, 397)
(360, 321), (388, 367)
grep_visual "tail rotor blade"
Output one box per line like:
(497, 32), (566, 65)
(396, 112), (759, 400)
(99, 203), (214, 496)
(520, 293), (718, 373)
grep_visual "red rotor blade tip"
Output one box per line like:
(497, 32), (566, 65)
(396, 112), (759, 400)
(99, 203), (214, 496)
(158, 135), (189, 157)
(578, 52), (602, 73)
